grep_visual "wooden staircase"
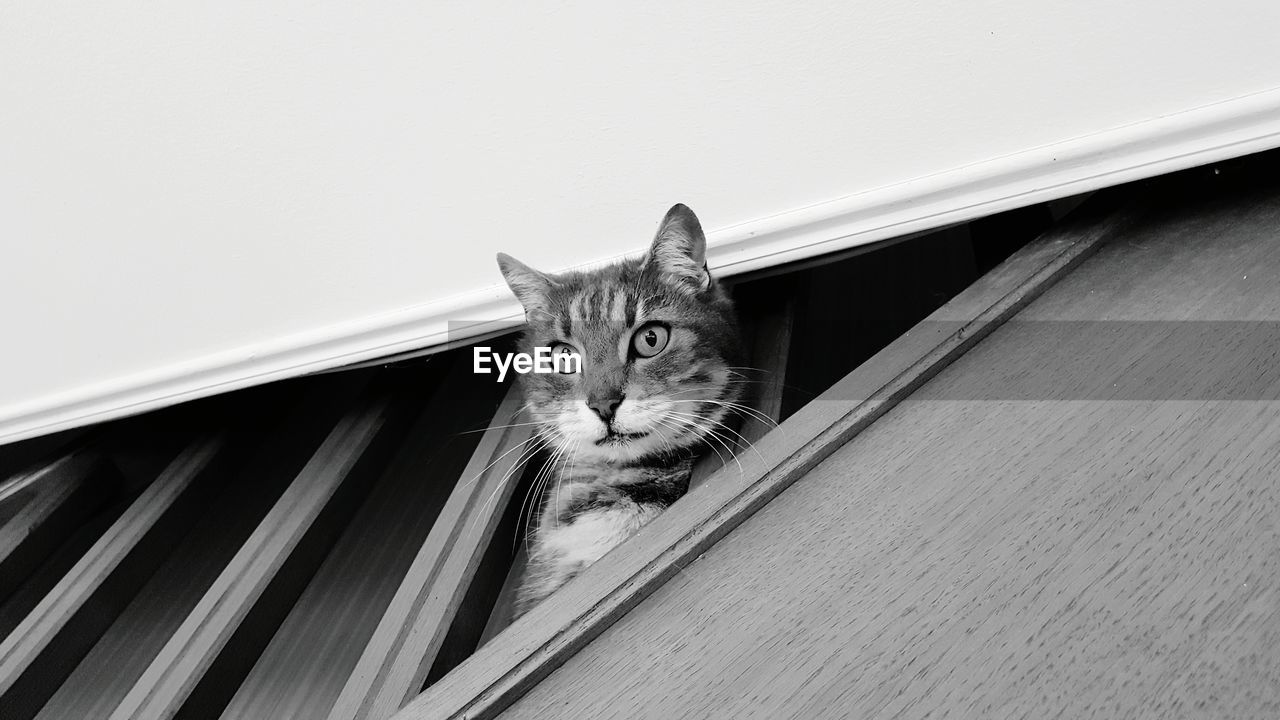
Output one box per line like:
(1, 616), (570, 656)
(3, 151), (1276, 719)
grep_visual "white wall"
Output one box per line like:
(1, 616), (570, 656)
(3, 1), (1280, 442)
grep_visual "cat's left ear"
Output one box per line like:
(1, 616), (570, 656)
(497, 252), (554, 319)
(644, 203), (711, 293)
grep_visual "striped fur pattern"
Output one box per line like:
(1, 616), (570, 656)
(497, 204), (744, 616)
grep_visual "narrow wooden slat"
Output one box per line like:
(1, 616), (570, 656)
(107, 394), (394, 720)
(0, 453), (117, 605)
(689, 292), (796, 491)
(738, 297), (793, 444)
(391, 190), (1144, 720)
(36, 375), (365, 720)
(218, 361), (504, 720)
(474, 540), (530, 648)
(0, 437), (223, 718)
(0, 428), (90, 509)
(327, 384), (536, 720)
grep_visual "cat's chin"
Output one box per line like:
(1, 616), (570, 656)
(557, 430), (686, 465)
(594, 430), (650, 445)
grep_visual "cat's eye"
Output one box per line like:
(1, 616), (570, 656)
(550, 342), (580, 373)
(630, 323), (670, 358)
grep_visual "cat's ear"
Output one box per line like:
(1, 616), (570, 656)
(497, 252), (553, 318)
(644, 203), (711, 292)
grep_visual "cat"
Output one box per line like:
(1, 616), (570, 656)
(497, 204), (744, 617)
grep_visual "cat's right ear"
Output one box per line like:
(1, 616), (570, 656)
(645, 204), (711, 293)
(497, 252), (552, 318)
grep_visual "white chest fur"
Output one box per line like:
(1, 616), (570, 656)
(539, 501), (662, 569)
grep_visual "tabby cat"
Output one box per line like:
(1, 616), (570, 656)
(497, 204), (744, 616)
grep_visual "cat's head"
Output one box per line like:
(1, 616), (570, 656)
(497, 204), (743, 464)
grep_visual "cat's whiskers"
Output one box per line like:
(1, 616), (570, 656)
(457, 419), (546, 436)
(553, 438), (583, 531)
(723, 365), (769, 374)
(542, 440), (574, 531)
(535, 443), (566, 535)
(472, 429), (550, 521)
(649, 416), (692, 448)
(717, 368), (811, 398)
(517, 455), (556, 552)
(668, 398), (777, 429)
(659, 381), (776, 425)
(663, 382), (755, 404)
(503, 426), (568, 551)
(649, 417), (682, 455)
(662, 413), (738, 472)
(667, 408), (767, 469)
(667, 409), (746, 473)
(523, 437), (573, 546)
(655, 412), (706, 450)
(457, 429), (547, 492)
(467, 430), (553, 547)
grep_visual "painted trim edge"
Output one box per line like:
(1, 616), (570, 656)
(3, 86), (1279, 444)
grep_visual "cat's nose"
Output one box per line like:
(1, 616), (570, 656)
(587, 392), (625, 424)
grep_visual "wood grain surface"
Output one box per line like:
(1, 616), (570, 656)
(392, 189), (1142, 720)
(492, 176), (1280, 718)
